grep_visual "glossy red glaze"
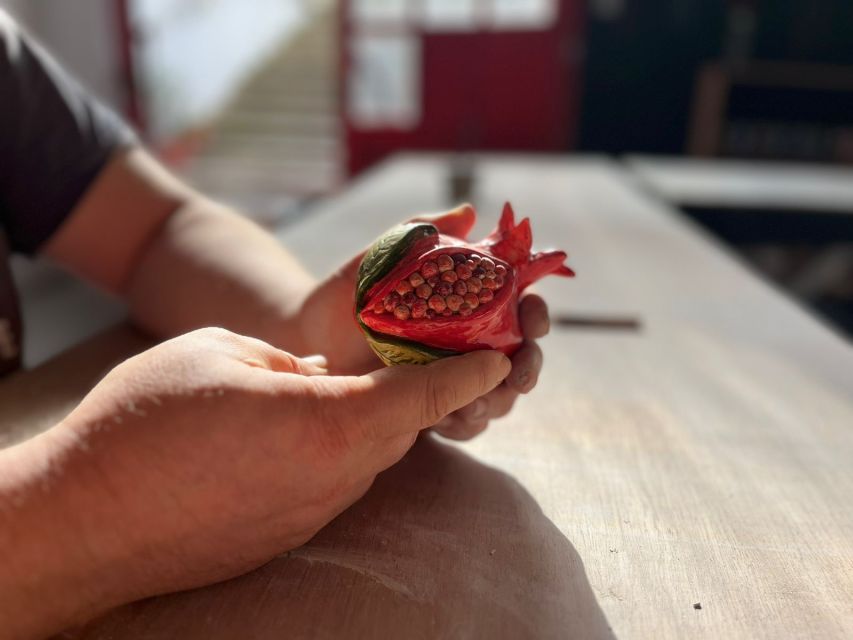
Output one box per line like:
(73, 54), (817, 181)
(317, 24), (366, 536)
(360, 203), (574, 356)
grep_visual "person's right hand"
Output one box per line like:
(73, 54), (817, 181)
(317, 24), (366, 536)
(13, 327), (509, 635)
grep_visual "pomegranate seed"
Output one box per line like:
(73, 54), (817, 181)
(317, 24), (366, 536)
(453, 280), (468, 295)
(493, 274), (504, 288)
(411, 299), (428, 318)
(402, 292), (416, 306)
(479, 289), (494, 303)
(427, 275), (440, 287)
(435, 282), (453, 297)
(480, 257), (496, 271)
(415, 283), (433, 299)
(482, 277), (497, 290)
(409, 272), (425, 287)
(441, 270), (458, 283)
(472, 267), (486, 278)
(428, 295), (447, 313)
(372, 299), (386, 314)
(458, 303), (473, 317)
(396, 280), (413, 295)
(452, 253), (467, 265)
(464, 292), (479, 308)
(441, 309), (453, 317)
(394, 305), (411, 320)
(421, 261), (439, 278)
(468, 254), (482, 265)
(437, 254), (454, 272)
(455, 263), (472, 280)
(495, 264), (507, 277)
(466, 277), (482, 294)
(426, 309), (436, 319)
(446, 294), (464, 311)
(384, 292), (401, 312)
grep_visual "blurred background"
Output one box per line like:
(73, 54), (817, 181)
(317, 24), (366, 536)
(2, 0), (852, 359)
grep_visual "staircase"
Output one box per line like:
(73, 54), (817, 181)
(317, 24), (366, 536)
(180, 3), (342, 226)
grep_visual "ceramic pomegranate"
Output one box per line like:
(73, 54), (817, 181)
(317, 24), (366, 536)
(355, 203), (574, 366)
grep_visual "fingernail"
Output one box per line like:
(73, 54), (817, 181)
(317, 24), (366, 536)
(514, 369), (531, 391)
(303, 354), (328, 368)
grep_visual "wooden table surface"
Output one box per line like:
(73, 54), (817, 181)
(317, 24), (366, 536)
(625, 154), (853, 214)
(3, 155), (852, 639)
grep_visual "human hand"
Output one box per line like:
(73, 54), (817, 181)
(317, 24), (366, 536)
(298, 204), (551, 440)
(8, 328), (509, 636)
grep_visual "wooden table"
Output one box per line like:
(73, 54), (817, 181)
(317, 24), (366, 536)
(624, 154), (853, 312)
(2, 155), (852, 638)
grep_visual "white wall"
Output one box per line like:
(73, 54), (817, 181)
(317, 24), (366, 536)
(133, 0), (308, 141)
(2, 0), (312, 142)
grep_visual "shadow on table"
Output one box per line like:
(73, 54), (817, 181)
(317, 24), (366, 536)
(76, 435), (615, 640)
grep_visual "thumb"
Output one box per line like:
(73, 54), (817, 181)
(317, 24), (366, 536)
(335, 203), (478, 282)
(348, 350), (511, 438)
(411, 203), (476, 240)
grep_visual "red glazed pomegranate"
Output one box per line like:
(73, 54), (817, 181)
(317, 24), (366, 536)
(355, 203), (574, 365)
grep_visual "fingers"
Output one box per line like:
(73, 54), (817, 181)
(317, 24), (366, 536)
(432, 337), (546, 441)
(432, 383), (518, 441)
(519, 293), (550, 340)
(348, 350), (511, 438)
(432, 415), (490, 441)
(245, 345), (329, 376)
(333, 251), (367, 283)
(290, 354), (330, 376)
(505, 341), (543, 394)
(190, 328), (329, 376)
(411, 203), (476, 239)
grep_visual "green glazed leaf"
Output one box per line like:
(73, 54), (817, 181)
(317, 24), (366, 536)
(356, 223), (437, 312)
(360, 323), (458, 366)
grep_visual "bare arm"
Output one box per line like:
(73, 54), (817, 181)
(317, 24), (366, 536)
(43, 147), (317, 354)
(41, 144), (548, 436)
(0, 429), (131, 639)
(0, 330), (509, 639)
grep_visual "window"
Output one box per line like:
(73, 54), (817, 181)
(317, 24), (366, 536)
(347, 34), (421, 128)
(492, 0), (556, 30)
(351, 0), (408, 25)
(351, 0), (557, 32)
(422, 0), (478, 31)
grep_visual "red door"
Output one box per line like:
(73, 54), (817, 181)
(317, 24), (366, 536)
(342, 1), (584, 175)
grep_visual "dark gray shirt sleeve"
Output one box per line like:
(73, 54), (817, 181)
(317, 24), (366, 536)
(0, 10), (137, 254)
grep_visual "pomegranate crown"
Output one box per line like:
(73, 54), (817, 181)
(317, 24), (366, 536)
(481, 202), (574, 291)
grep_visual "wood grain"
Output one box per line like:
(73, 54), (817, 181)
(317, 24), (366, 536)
(3, 155), (852, 638)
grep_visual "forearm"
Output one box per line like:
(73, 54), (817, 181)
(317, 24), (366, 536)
(125, 197), (317, 354)
(43, 148), (319, 355)
(0, 430), (128, 638)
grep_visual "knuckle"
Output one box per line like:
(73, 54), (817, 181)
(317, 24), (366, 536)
(493, 395), (517, 417)
(194, 326), (235, 341)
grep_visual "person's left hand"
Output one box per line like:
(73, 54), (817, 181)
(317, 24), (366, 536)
(298, 205), (550, 441)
